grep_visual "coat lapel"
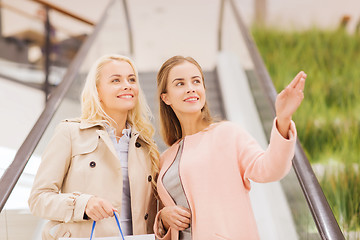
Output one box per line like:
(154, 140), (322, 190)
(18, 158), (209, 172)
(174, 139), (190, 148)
(96, 129), (119, 161)
(77, 119), (119, 162)
(158, 143), (180, 206)
(128, 128), (148, 172)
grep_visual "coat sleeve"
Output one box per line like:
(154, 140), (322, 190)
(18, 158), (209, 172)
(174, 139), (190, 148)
(237, 118), (297, 190)
(28, 122), (93, 223)
(153, 208), (171, 240)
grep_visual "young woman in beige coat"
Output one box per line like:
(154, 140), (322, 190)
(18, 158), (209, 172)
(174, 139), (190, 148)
(28, 54), (159, 239)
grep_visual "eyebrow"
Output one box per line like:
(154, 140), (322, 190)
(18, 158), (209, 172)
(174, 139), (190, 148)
(171, 76), (201, 83)
(109, 74), (136, 78)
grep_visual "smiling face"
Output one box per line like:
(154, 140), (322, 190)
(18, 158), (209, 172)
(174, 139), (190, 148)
(97, 60), (139, 116)
(161, 61), (206, 117)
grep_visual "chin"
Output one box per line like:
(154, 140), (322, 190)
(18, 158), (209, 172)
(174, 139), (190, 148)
(118, 104), (136, 112)
(181, 108), (203, 115)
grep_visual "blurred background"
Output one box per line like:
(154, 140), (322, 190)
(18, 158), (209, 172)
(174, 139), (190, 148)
(0, 0), (358, 239)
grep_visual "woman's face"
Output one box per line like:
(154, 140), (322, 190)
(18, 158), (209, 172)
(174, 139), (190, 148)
(97, 60), (139, 116)
(161, 61), (206, 117)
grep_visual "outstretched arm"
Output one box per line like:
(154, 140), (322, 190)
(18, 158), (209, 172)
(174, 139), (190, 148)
(275, 71), (307, 138)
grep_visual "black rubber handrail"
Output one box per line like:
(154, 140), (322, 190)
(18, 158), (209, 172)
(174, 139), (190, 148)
(0, 0), (114, 212)
(218, 0), (345, 239)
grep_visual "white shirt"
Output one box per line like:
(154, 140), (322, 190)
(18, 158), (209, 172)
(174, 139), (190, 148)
(106, 124), (133, 236)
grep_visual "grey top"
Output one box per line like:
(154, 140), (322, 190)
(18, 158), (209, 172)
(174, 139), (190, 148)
(162, 140), (191, 240)
(106, 124), (133, 236)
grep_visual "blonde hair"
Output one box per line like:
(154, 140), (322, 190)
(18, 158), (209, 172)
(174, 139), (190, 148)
(81, 54), (159, 192)
(157, 56), (213, 146)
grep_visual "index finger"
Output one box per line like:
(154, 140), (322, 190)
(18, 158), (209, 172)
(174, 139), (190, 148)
(288, 71), (305, 88)
(177, 206), (191, 218)
(99, 200), (115, 217)
(296, 75), (306, 92)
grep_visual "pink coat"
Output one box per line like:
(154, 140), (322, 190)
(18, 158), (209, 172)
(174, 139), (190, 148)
(154, 119), (297, 240)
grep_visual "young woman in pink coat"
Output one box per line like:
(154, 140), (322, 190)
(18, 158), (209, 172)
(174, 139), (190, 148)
(153, 56), (306, 240)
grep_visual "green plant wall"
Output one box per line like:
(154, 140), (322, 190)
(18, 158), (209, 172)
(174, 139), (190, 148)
(252, 27), (360, 236)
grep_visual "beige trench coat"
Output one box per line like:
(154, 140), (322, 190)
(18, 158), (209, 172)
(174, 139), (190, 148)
(28, 119), (157, 239)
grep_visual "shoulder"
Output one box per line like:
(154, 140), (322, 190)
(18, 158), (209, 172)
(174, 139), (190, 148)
(160, 143), (177, 158)
(55, 118), (105, 139)
(207, 121), (244, 136)
(214, 121), (240, 130)
(59, 118), (106, 130)
(52, 118), (78, 131)
(52, 118), (80, 134)
(159, 142), (179, 165)
(59, 118), (81, 127)
(61, 118), (81, 124)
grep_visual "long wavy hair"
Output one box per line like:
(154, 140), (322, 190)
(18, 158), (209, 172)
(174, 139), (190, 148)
(157, 56), (213, 146)
(81, 54), (159, 192)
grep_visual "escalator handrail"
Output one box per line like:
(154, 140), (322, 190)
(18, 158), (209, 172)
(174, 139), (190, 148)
(30, 0), (95, 26)
(122, 0), (134, 55)
(0, 0), (114, 212)
(218, 0), (345, 239)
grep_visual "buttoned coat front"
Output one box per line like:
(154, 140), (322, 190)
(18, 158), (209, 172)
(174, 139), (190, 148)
(154, 119), (297, 240)
(28, 119), (156, 239)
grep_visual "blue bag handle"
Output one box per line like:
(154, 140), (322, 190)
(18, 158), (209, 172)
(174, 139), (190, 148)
(89, 211), (125, 240)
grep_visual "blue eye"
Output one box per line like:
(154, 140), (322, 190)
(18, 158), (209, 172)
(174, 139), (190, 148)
(112, 79), (120, 83)
(129, 78), (136, 83)
(194, 79), (201, 84)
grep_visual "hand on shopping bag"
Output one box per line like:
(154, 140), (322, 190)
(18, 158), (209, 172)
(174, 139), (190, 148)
(85, 196), (117, 221)
(160, 206), (191, 231)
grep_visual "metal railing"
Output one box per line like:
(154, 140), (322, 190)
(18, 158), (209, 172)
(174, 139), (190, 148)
(0, 0), (134, 101)
(0, 0), (96, 99)
(217, 0), (344, 239)
(0, 0), (133, 212)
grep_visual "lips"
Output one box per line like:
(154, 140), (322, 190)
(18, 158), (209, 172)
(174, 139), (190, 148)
(184, 96), (199, 102)
(117, 94), (134, 99)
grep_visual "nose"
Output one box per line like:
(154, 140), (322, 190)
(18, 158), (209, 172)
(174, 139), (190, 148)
(186, 85), (195, 94)
(123, 81), (132, 90)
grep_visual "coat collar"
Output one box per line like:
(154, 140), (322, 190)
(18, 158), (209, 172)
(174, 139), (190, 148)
(62, 118), (106, 130)
(77, 119), (141, 138)
(66, 118), (143, 154)
(79, 119), (107, 130)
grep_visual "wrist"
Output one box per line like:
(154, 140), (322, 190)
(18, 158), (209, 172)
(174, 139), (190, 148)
(159, 212), (169, 230)
(161, 218), (167, 231)
(276, 117), (291, 139)
(158, 212), (168, 237)
(276, 115), (291, 121)
(276, 116), (291, 126)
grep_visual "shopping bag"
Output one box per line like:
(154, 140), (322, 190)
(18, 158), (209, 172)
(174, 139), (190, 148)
(59, 211), (155, 240)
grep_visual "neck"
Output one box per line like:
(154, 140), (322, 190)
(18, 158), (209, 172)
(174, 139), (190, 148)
(178, 112), (210, 136)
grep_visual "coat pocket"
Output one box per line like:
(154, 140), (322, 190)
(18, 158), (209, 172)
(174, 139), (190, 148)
(66, 135), (100, 187)
(71, 135), (99, 157)
(54, 222), (74, 240)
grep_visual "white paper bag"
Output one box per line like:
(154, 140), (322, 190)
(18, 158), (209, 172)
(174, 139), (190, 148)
(60, 212), (155, 240)
(59, 234), (155, 240)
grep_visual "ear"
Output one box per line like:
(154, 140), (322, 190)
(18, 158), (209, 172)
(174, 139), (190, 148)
(161, 93), (171, 105)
